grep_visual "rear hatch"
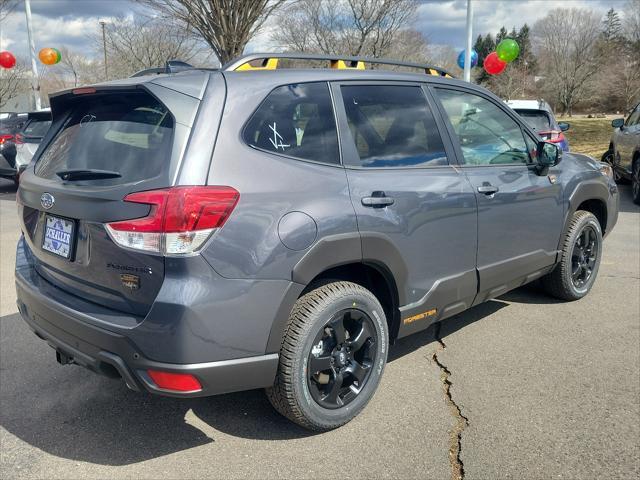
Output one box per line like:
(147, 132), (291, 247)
(17, 86), (193, 317)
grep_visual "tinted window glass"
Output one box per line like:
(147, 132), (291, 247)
(435, 89), (530, 165)
(514, 109), (552, 131)
(35, 91), (173, 183)
(23, 119), (52, 138)
(340, 85), (447, 167)
(244, 82), (339, 165)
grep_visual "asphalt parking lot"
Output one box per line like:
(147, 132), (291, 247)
(1, 178), (638, 479)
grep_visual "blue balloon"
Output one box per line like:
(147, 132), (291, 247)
(457, 49), (478, 69)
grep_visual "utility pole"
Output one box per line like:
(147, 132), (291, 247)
(100, 20), (108, 80)
(463, 0), (473, 83)
(24, 0), (41, 110)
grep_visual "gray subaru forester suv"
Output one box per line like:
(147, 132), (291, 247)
(15, 54), (619, 431)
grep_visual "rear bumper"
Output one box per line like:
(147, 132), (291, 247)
(16, 278), (278, 397)
(15, 238), (281, 398)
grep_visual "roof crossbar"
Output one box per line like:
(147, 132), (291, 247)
(223, 53), (454, 78)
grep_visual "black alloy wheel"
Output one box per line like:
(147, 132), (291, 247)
(571, 225), (598, 289)
(307, 308), (377, 409)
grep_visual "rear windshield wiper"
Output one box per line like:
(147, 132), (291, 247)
(56, 169), (122, 181)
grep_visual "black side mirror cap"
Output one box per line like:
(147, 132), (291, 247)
(536, 141), (561, 170)
(558, 122), (570, 132)
(611, 118), (624, 128)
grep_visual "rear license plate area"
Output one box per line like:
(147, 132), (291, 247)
(42, 214), (75, 259)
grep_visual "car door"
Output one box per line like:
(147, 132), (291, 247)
(331, 82), (478, 337)
(618, 104), (640, 174)
(432, 86), (563, 304)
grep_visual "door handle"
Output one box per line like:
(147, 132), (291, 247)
(477, 184), (499, 195)
(362, 192), (394, 208)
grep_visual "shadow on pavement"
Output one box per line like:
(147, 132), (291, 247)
(617, 184), (639, 213)
(0, 286), (534, 466)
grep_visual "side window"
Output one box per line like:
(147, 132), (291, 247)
(243, 82), (339, 165)
(340, 85), (447, 168)
(434, 89), (531, 166)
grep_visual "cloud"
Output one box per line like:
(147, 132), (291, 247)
(416, 0), (630, 49)
(0, 0), (144, 58)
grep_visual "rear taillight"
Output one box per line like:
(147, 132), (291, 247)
(147, 370), (202, 392)
(0, 134), (13, 144)
(540, 131), (565, 144)
(14, 133), (24, 145)
(105, 186), (239, 256)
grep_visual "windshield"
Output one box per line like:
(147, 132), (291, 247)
(35, 91), (174, 184)
(514, 109), (552, 131)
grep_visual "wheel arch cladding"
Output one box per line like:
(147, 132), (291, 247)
(300, 262), (401, 343)
(563, 180), (609, 243)
(267, 247), (402, 353)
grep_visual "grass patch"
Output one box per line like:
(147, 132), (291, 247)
(560, 117), (616, 159)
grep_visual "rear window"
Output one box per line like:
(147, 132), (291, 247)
(340, 85), (447, 168)
(514, 109), (552, 131)
(23, 119), (52, 138)
(35, 91), (173, 183)
(243, 82), (339, 165)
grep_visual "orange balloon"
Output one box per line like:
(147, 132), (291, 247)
(39, 48), (60, 65)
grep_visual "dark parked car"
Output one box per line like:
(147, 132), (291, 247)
(15, 54), (619, 431)
(602, 102), (640, 204)
(0, 111), (52, 184)
(0, 112), (28, 183)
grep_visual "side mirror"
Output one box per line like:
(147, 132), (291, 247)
(611, 118), (624, 128)
(558, 122), (570, 132)
(536, 141), (561, 169)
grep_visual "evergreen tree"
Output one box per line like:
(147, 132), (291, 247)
(602, 8), (622, 42)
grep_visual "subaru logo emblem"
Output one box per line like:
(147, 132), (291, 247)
(40, 193), (55, 210)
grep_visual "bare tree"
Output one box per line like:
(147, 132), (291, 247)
(0, 60), (30, 109)
(135, 0), (288, 65)
(272, 0), (421, 62)
(94, 16), (212, 78)
(0, 0), (19, 22)
(533, 8), (603, 116)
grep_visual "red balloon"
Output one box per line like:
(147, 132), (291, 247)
(484, 51), (506, 75)
(0, 51), (16, 69)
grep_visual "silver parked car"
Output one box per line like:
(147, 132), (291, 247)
(602, 102), (640, 204)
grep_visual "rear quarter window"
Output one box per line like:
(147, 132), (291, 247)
(35, 91), (173, 184)
(243, 82), (340, 165)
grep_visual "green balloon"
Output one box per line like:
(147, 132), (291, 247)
(52, 48), (62, 64)
(497, 38), (519, 63)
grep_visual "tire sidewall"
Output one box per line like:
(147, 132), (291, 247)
(292, 289), (388, 428)
(564, 215), (603, 298)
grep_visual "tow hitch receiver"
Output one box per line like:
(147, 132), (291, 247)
(56, 350), (74, 365)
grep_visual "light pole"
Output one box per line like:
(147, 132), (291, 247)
(99, 20), (108, 80)
(24, 0), (41, 110)
(463, 0), (473, 83)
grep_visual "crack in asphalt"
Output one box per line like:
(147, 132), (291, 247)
(431, 321), (469, 480)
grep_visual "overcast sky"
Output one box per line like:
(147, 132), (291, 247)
(0, 0), (632, 61)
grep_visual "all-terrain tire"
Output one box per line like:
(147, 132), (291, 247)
(266, 281), (389, 431)
(541, 210), (602, 301)
(632, 158), (640, 205)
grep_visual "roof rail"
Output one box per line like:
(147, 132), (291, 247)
(223, 53), (454, 78)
